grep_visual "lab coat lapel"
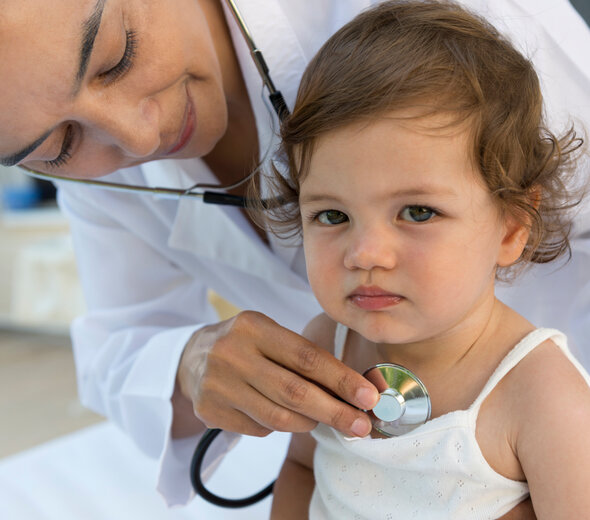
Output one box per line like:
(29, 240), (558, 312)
(168, 195), (309, 290)
(139, 136), (308, 290)
(152, 156), (305, 288)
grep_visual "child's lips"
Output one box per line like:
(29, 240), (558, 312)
(348, 286), (404, 310)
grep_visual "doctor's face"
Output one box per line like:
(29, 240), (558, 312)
(0, 0), (231, 177)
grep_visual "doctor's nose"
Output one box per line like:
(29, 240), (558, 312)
(343, 225), (398, 271)
(78, 94), (161, 158)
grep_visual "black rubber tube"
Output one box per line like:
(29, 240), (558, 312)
(190, 428), (276, 508)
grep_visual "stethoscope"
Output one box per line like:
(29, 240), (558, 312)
(191, 362), (431, 508)
(21, 0), (288, 210)
(18, 0), (433, 509)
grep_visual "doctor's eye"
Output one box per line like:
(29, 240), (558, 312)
(100, 30), (138, 84)
(315, 210), (349, 225)
(45, 125), (74, 169)
(399, 205), (438, 223)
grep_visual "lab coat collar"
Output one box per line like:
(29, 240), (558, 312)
(168, 193), (310, 291)
(146, 160), (308, 291)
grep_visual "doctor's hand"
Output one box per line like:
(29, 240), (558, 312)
(173, 311), (379, 438)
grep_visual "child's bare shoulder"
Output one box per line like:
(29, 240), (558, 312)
(302, 313), (338, 355)
(504, 338), (590, 514)
(507, 338), (590, 425)
(511, 338), (589, 394)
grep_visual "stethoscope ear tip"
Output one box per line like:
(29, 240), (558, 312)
(362, 363), (431, 437)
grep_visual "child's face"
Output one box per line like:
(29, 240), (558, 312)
(300, 113), (517, 345)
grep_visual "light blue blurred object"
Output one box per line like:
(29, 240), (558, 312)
(0, 165), (41, 210)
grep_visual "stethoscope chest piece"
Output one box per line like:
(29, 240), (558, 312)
(363, 363), (431, 437)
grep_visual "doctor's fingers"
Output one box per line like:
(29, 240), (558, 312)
(245, 356), (374, 438)
(194, 373), (315, 436)
(199, 405), (274, 438)
(234, 383), (320, 434)
(255, 325), (379, 413)
(202, 310), (379, 413)
(195, 340), (371, 436)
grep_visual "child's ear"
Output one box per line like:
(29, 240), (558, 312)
(497, 215), (530, 267)
(497, 187), (541, 267)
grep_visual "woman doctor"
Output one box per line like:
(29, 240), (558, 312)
(0, 0), (588, 512)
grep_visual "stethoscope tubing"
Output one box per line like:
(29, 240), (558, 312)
(21, 168), (283, 208)
(190, 428), (275, 508)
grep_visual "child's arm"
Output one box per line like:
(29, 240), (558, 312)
(512, 340), (590, 518)
(271, 431), (316, 520)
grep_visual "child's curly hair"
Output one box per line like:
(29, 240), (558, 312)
(255, 0), (584, 273)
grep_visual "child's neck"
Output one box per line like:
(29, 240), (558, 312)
(375, 298), (505, 378)
(355, 298), (535, 418)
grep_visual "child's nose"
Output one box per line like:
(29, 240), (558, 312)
(343, 225), (397, 271)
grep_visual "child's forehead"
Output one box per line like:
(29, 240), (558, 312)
(363, 107), (474, 135)
(292, 106), (486, 194)
(311, 108), (477, 156)
(304, 112), (485, 189)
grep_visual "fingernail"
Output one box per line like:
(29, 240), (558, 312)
(356, 386), (378, 409)
(351, 418), (371, 437)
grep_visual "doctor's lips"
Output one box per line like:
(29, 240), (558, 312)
(165, 96), (196, 156)
(348, 286), (404, 311)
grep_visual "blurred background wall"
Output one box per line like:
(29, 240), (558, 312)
(0, 165), (101, 457)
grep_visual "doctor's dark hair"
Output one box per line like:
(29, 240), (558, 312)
(257, 0), (584, 269)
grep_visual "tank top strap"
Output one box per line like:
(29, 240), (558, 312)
(334, 323), (349, 361)
(471, 328), (567, 410)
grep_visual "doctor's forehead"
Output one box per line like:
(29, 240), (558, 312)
(0, 0), (101, 54)
(0, 0), (101, 156)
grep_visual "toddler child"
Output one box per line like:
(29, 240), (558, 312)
(258, 1), (590, 518)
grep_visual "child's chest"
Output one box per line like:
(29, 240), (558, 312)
(343, 338), (524, 482)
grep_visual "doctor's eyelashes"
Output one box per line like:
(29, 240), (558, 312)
(45, 125), (75, 170)
(100, 29), (138, 85)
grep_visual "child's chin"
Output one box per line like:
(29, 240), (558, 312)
(352, 322), (416, 346)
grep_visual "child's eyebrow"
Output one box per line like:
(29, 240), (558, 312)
(388, 187), (457, 198)
(300, 186), (456, 204)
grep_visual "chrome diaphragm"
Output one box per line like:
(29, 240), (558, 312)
(363, 363), (431, 437)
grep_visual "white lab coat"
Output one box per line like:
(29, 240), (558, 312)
(56, 0), (590, 509)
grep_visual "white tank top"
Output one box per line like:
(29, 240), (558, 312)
(310, 326), (590, 519)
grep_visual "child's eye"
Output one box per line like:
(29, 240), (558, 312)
(399, 205), (437, 223)
(316, 210), (349, 225)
